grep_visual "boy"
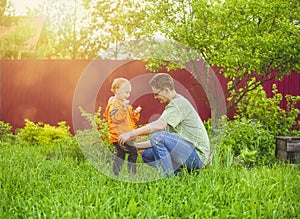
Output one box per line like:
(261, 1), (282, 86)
(105, 78), (142, 176)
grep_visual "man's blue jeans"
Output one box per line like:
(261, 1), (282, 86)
(142, 131), (203, 176)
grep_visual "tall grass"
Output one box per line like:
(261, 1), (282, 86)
(1, 142), (299, 218)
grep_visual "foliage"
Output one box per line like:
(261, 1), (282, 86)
(0, 1), (35, 60)
(16, 119), (72, 145)
(79, 106), (112, 150)
(139, 0), (300, 110)
(214, 79), (300, 167)
(203, 119), (212, 137)
(82, 0), (147, 59)
(234, 78), (300, 136)
(205, 78), (300, 167)
(0, 120), (15, 142)
(0, 23), (34, 59)
(30, 0), (89, 59)
(0, 0), (14, 16)
(219, 117), (276, 167)
(0, 0), (6, 16)
(28, 0), (147, 59)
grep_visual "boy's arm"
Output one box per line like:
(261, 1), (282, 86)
(129, 105), (141, 122)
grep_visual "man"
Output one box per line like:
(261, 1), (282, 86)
(118, 73), (210, 176)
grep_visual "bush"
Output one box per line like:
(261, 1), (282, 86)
(16, 119), (72, 145)
(79, 107), (113, 151)
(217, 78), (300, 167)
(219, 117), (276, 167)
(0, 120), (15, 143)
(234, 78), (300, 136)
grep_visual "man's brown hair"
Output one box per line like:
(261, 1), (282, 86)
(149, 73), (174, 90)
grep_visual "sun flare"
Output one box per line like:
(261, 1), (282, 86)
(9, 0), (40, 15)
(9, 0), (87, 24)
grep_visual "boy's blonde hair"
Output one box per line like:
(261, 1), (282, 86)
(111, 77), (130, 94)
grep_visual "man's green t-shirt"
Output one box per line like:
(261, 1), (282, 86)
(160, 94), (210, 165)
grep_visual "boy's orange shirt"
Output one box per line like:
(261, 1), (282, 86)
(105, 97), (140, 143)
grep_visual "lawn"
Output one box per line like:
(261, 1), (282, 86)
(1, 142), (299, 219)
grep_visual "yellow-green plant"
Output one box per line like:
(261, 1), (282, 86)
(16, 119), (72, 145)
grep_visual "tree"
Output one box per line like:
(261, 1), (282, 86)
(81, 0), (147, 59)
(0, 0), (7, 16)
(31, 0), (147, 59)
(0, 0), (33, 59)
(29, 0), (86, 59)
(138, 0), (300, 113)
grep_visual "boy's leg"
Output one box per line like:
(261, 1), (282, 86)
(123, 141), (138, 174)
(112, 143), (125, 176)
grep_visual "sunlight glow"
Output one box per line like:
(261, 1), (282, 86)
(9, 0), (40, 15)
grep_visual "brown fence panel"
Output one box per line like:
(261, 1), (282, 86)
(0, 60), (299, 134)
(0, 60), (90, 133)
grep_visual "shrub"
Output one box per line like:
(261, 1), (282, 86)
(0, 120), (15, 143)
(218, 78), (300, 167)
(16, 119), (72, 145)
(234, 78), (300, 136)
(219, 117), (275, 167)
(79, 107), (113, 151)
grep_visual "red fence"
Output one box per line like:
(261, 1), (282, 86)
(0, 60), (299, 133)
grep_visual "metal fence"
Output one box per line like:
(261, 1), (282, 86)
(0, 60), (299, 133)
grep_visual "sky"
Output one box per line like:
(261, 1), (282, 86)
(9, 0), (41, 15)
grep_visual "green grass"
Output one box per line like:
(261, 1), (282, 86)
(0, 143), (300, 219)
